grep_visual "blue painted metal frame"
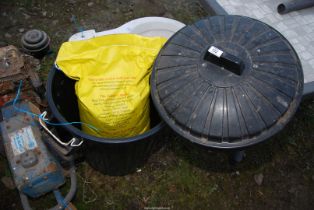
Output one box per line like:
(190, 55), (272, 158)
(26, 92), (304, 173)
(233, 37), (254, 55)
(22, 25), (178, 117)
(0, 101), (65, 198)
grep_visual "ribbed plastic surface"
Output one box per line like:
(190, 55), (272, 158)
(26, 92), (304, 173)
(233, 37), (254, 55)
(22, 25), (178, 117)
(151, 15), (303, 149)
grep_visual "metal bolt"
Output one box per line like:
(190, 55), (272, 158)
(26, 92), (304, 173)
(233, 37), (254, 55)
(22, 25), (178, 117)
(256, 49), (261, 53)
(202, 63), (207, 67)
(178, 52), (182, 56)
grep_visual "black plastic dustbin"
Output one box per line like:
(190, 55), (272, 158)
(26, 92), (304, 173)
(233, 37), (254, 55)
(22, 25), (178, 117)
(46, 67), (166, 176)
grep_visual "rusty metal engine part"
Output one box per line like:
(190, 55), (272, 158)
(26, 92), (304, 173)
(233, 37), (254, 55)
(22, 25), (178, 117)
(0, 45), (45, 106)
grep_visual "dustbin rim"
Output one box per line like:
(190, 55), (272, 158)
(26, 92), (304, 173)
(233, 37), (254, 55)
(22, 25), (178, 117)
(46, 66), (165, 144)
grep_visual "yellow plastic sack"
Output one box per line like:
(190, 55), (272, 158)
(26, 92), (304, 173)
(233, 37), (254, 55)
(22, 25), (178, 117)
(55, 34), (166, 138)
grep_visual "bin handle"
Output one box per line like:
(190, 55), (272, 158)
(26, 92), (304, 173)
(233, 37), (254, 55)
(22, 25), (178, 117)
(39, 111), (84, 147)
(204, 46), (244, 76)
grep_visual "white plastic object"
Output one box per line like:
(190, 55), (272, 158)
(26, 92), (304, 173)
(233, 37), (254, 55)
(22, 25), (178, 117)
(208, 46), (223, 58)
(69, 16), (185, 41)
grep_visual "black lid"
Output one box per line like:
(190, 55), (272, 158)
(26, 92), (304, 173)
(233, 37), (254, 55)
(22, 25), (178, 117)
(151, 15), (303, 149)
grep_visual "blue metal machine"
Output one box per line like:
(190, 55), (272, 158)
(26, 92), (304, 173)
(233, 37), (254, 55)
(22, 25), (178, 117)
(0, 45), (77, 210)
(0, 101), (77, 210)
(0, 101), (65, 198)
